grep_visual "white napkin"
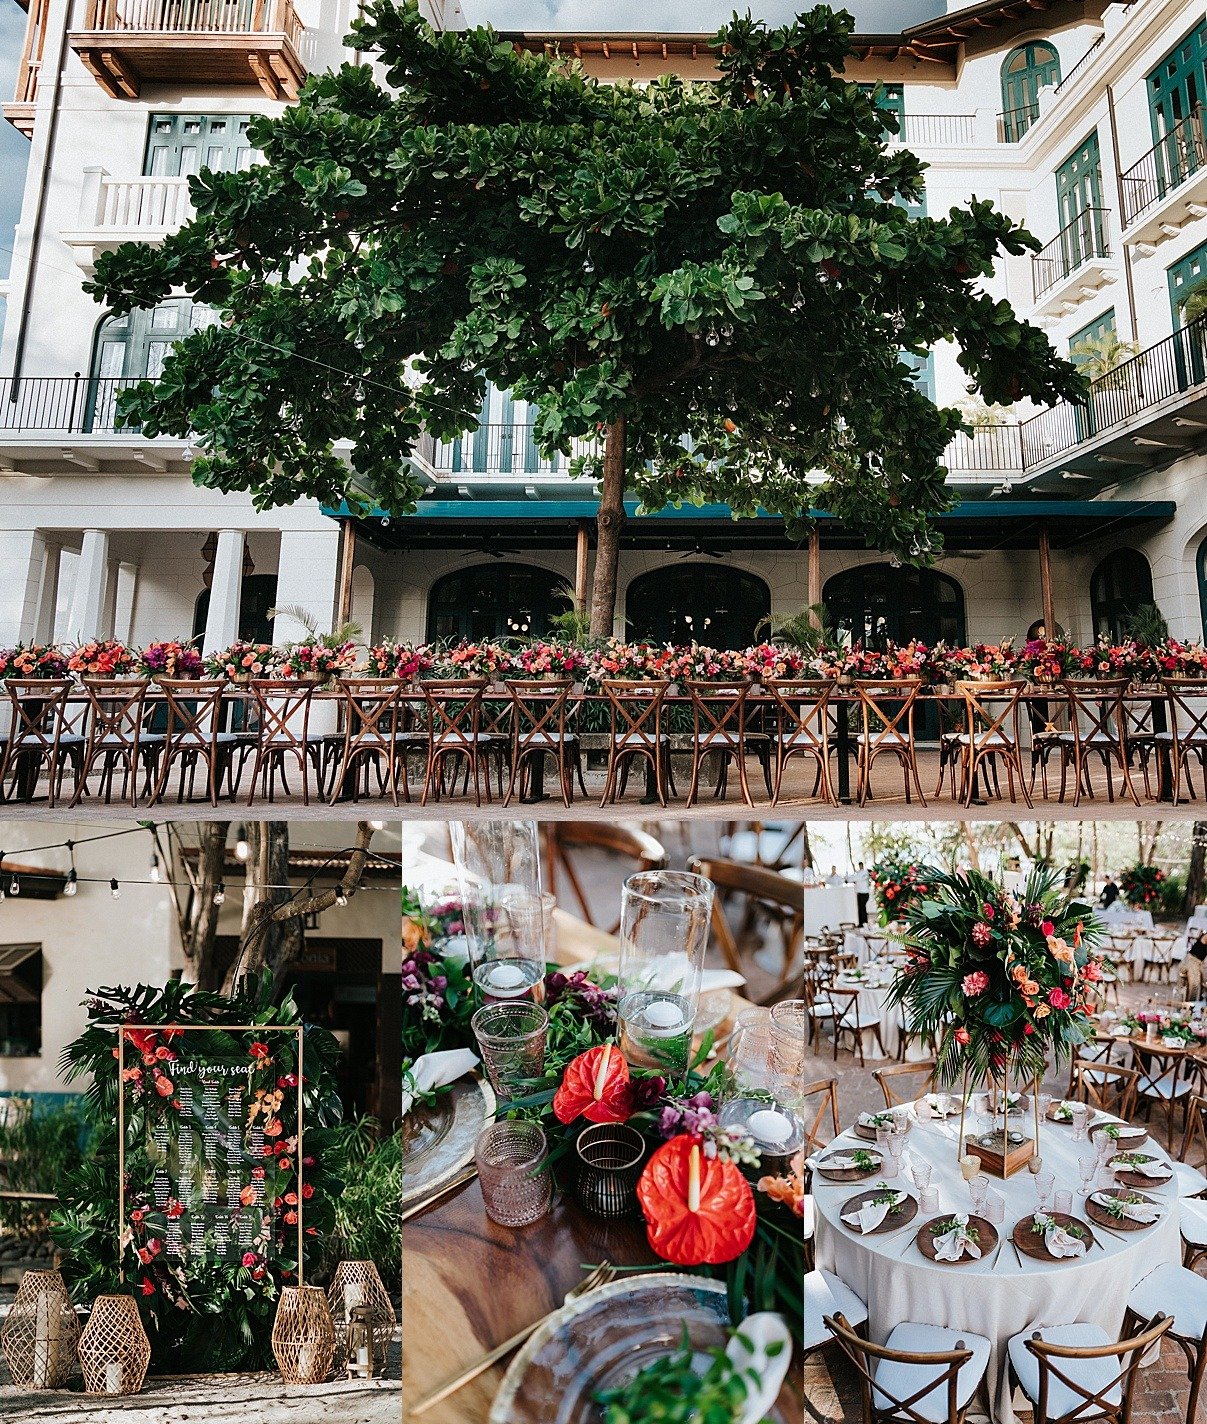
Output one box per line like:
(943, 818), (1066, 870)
(401, 1048), (480, 1116)
(1112, 1156), (1171, 1179)
(858, 1111), (896, 1129)
(1034, 1214), (1087, 1257)
(931, 1213), (982, 1261)
(726, 1313), (794, 1424)
(1050, 1101), (1077, 1121)
(924, 1094), (957, 1117)
(841, 1191), (907, 1234)
(1091, 1192), (1160, 1223)
(820, 1152), (876, 1172)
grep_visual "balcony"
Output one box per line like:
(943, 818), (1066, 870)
(1029, 207), (1115, 325)
(887, 114), (977, 148)
(940, 424), (1025, 486)
(997, 102), (1039, 144)
(62, 170), (194, 271)
(4, 0), (50, 136)
(424, 423), (604, 492)
(68, 0), (307, 102)
(1120, 107), (1207, 250)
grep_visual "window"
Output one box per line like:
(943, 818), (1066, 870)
(1198, 534), (1207, 641)
(1169, 239), (1207, 327)
(1054, 130), (1105, 266)
(1068, 309), (1117, 363)
(625, 565), (770, 649)
(192, 574), (279, 646)
(1146, 21), (1206, 145)
(1090, 548), (1153, 642)
(823, 564), (966, 650)
(1000, 42), (1060, 141)
(88, 299), (215, 430)
(902, 351), (935, 403)
(427, 564), (567, 642)
(145, 113), (256, 176)
(0, 944), (42, 1058)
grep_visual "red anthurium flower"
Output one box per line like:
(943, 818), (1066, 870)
(636, 1136), (757, 1266)
(249, 1042), (271, 1060)
(553, 1044), (633, 1125)
(125, 1027), (158, 1056)
(140, 1278), (155, 1297)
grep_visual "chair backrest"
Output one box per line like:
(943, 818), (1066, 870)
(80, 678), (150, 754)
(248, 679), (315, 751)
(824, 1311), (974, 1424)
(543, 822), (667, 934)
(686, 855), (804, 991)
(1162, 680), (1207, 753)
(5, 679), (73, 750)
(336, 678), (402, 748)
(873, 1060), (938, 1109)
(159, 679), (229, 750)
(683, 680), (749, 746)
(1128, 1041), (1192, 1100)
(1070, 1057), (1138, 1120)
(1022, 1313), (1170, 1424)
(803, 1078), (840, 1155)
(601, 679), (669, 746)
(855, 681), (923, 751)
(955, 679), (1027, 754)
(1178, 1093), (1207, 1169)
(420, 679), (487, 750)
(502, 679), (572, 747)
(1061, 678), (1129, 756)
(761, 679), (835, 753)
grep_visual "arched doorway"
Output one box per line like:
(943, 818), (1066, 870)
(426, 563), (566, 642)
(823, 564), (966, 650)
(1198, 534), (1207, 641)
(1090, 549), (1153, 641)
(192, 573), (278, 646)
(1000, 41), (1060, 140)
(624, 565), (771, 649)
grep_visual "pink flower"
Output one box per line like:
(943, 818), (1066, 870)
(962, 971), (989, 997)
(241, 1251), (258, 1268)
(954, 1027), (971, 1046)
(982, 903), (995, 920)
(1047, 988), (1071, 1010)
(971, 922), (992, 949)
(1040, 919), (1054, 937)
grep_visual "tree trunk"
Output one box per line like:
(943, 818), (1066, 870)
(224, 822), (304, 994)
(589, 417), (626, 639)
(1185, 822), (1207, 916)
(178, 822), (228, 990)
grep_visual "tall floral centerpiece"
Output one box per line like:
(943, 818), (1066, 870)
(869, 856), (932, 925)
(1118, 864), (1166, 910)
(888, 866), (1103, 1172)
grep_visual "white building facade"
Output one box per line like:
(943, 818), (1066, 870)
(0, 0), (1206, 654)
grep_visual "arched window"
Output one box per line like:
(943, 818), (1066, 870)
(1198, 535), (1207, 641)
(426, 563), (566, 643)
(1090, 549), (1153, 642)
(1000, 41), (1060, 140)
(823, 564), (966, 650)
(88, 299), (216, 431)
(624, 565), (771, 649)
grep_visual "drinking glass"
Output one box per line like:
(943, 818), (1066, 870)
(1092, 1129), (1113, 1165)
(475, 1121), (553, 1227)
(918, 1186), (940, 1214)
(1070, 1103), (1089, 1141)
(618, 871), (714, 1074)
(471, 1002), (548, 1097)
(1053, 1189), (1074, 1215)
(1077, 1155), (1096, 1194)
(969, 1174), (989, 1214)
(911, 1159), (933, 1193)
(768, 1000), (806, 1082)
(574, 1124), (646, 1219)
(1093, 1165), (1116, 1193)
(933, 1092), (951, 1117)
(959, 1154), (982, 1182)
(451, 821), (548, 1004)
(1034, 1170), (1055, 1211)
(727, 1008), (775, 1093)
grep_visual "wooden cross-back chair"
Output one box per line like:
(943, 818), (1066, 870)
(685, 854), (803, 1004)
(542, 822), (667, 935)
(150, 678), (238, 806)
(1161, 679), (1207, 804)
(1057, 678), (1140, 807)
(419, 678), (489, 806)
(1069, 1057), (1139, 1122)
(824, 1312), (990, 1424)
(802, 1077), (840, 1160)
(854, 681), (927, 807)
(683, 680), (761, 807)
(1009, 1314), (1171, 1424)
(599, 679), (674, 807)
(71, 676), (158, 807)
(328, 678), (405, 805)
(1128, 1041), (1199, 1141)
(1179, 1094), (1207, 1174)
(243, 679), (320, 807)
(1, 678), (82, 807)
(873, 1060), (937, 1109)
(951, 679), (1032, 809)
(761, 679), (837, 805)
(501, 678), (586, 808)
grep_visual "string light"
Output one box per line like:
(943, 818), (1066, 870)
(234, 826), (251, 862)
(335, 889), (349, 907)
(8, 872), (18, 898)
(0, 854), (6, 902)
(63, 841), (78, 896)
(149, 851), (162, 884)
(213, 882), (227, 906)
(110, 878), (121, 900)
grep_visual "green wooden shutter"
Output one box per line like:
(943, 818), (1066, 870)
(144, 114), (253, 176)
(1001, 42), (1061, 140)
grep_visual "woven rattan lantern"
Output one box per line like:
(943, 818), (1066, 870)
(272, 1285), (335, 1385)
(0, 1269), (81, 1389)
(78, 1294), (151, 1396)
(326, 1260), (396, 1375)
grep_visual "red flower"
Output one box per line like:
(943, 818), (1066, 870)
(1048, 988), (1071, 1010)
(249, 1042), (270, 1060)
(301, 1183), (314, 1199)
(137, 1248), (152, 1265)
(241, 1251), (258, 1268)
(140, 1278), (155, 1296)
(125, 1027), (158, 1056)
(166, 1201), (183, 1220)
(1023, 1023), (1035, 1035)
(553, 1045), (634, 1125)
(636, 1136), (756, 1266)
(982, 903), (995, 919)
(252, 1167), (265, 1179)
(283, 1209), (298, 1225)
(130, 1209), (145, 1225)
(153, 1074), (174, 1098)
(954, 1027), (971, 1046)
(1040, 920), (1055, 937)
(962, 971), (989, 997)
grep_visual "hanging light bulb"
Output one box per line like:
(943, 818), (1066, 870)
(213, 882), (226, 907)
(368, 820), (386, 832)
(0, 854), (6, 902)
(149, 851), (161, 884)
(234, 825), (251, 862)
(8, 874), (19, 897)
(63, 868), (78, 897)
(110, 878), (121, 900)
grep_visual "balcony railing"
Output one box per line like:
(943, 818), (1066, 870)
(429, 423), (604, 478)
(0, 375), (142, 434)
(997, 102), (1040, 144)
(888, 114), (977, 147)
(1120, 106), (1207, 227)
(941, 423), (1025, 474)
(82, 0), (302, 44)
(1031, 207), (1110, 300)
(88, 174), (193, 232)
(1053, 35), (1105, 97)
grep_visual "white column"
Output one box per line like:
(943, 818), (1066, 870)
(274, 528), (342, 635)
(202, 530), (245, 653)
(112, 562), (139, 643)
(0, 530), (51, 645)
(66, 529), (112, 641)
(33, 543), (61, 645)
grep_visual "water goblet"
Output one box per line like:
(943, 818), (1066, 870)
(983, 1192), (1005, 1226)
(1034, 1170), (1055, 1212)
(968, 1173), (989, 1215)
(911, 1159), (933, 1193)
(934, 1092), (951, 1117)
(1077, 1155), (1096, 1195)
(1070, 1102), (1089, 1141)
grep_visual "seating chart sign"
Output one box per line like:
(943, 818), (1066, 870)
(118, 1025), (305, 1281)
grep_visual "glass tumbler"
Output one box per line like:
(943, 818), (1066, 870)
(471, 1002), (548, 1097)
(574, 1123), (647, 1219)
(475, 1121), (553, 1227)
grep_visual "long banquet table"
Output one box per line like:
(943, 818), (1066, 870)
(401, 898), (804, 1423)
(813, 1099), (1182, 1423)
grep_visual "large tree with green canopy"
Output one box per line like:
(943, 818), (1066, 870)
(89, 3), (1082, 636)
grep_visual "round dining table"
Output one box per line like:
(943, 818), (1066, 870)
(812, 1097), (1182, 1423)
(830, 964), (900, 1059)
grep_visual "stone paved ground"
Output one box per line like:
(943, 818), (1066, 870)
(807, 971), (1202, 1424)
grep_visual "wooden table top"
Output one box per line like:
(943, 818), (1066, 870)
(402, 900), (803, 1422)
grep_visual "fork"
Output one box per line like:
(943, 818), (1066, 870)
(409, 1261), (618, 1415)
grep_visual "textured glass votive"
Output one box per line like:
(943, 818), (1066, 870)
(574, 1123), (647, 1219)
(475, 1121), (553, 1226)
(471, 1001), (548, 1096)
(769, 1000), (806, 1089)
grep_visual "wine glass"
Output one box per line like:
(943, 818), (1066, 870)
(969, 1173), (989, 1215)
(1034, 1170), (1055, 1212)
(911, 1158), (933, 1193)
(1070, 1102), (1089, 1141)
(1077, 1155), (1096, 1195)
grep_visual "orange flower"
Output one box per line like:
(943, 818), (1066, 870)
(636, 1136), (756, 1266)
(263, 1118), (283, 1138)
(239, 1184), (258, 1207)
(757, 1151), (804, 1216)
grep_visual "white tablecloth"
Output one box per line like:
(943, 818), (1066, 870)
(832, 970), (899, 1058)
(1099, 905), (1155, 931)
(803, 885), (859, 936)
(813, 1103), (1181, 1423)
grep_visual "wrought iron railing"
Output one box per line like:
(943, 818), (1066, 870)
(0, 375), (143, 433)
(997, 101), (1041, 143)
(429, 422), (604, 477)
(941, 424), (1025, 474)
(1031, 207), (1110, 300)
(1053, 35), (1105, 96)
(1120, 106), (1207, 226)
(889, 113), (977, 147)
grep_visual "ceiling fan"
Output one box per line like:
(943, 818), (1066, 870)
(678, 542), (724, 560)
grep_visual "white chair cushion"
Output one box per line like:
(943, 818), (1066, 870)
(1129, 1260), (1207, 1340)
(805, 1268), (868, 1350)
(874, 1322), (991, 1422)
(1008, 1323), (1119, 1419)
(1176, 1163), (1207, 1197)
(803, 1195), (815, 1241)
(1182, 1196), (1207, 1246)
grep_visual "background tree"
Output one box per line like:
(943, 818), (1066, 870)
(91, 3), (1083, 635)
